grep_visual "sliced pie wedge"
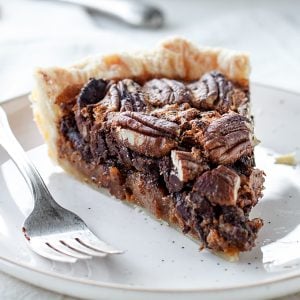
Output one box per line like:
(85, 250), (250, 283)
(31, 37), (264, 260)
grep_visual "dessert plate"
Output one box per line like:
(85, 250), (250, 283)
(0, 84), (299, 300)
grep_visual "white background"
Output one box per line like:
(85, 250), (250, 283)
(0, 0), (299, 298)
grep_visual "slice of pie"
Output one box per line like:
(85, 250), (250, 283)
(31, 37), (264, 260)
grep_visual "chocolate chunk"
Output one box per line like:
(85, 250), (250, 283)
(193, 166), (241, 206)
(188, 71), (233, 114)
(89, 126), (108, 163)
(174, 191), (214, 240)
(159, 156), (183, 193)
(60, 115), (92, 162)
(174, 192), (192, 231)
(105, 132), (133, 168)
(190, 192), (214, 219)
(144, 79), (192, 107)
(203, 113), (254, 164)
(131, 152), (159, 176)
(221, 206), (246, 225)
(75, 78), (109, 142)
(77, 78), (108, 108)
(170, 148), (209, 183)
(217, 218), (263, 251)
(232, 155), (255, 176)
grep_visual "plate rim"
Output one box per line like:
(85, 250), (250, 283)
(2, 253), (300, 293)
(1, 84), (300, 294)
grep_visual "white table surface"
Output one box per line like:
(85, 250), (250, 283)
(0, 0), (300, 299)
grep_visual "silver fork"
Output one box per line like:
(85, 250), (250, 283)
(0, 105), (123, 263)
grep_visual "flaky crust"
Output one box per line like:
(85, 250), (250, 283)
(31, 36), (250, 165)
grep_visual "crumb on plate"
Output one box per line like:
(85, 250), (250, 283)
(275, 153), (297, 166)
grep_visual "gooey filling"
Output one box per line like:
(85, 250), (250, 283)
(57, 71), (264, 254)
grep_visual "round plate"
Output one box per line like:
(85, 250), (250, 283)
(0, 84), (300, 300)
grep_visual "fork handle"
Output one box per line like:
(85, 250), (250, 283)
(0, 106), (55, 207)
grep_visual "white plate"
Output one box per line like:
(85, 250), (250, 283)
(0, 84), (300, 300)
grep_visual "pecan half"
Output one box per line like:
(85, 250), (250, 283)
(99, 81), (121, 112)
(105, 79), (146, 112)
(188, 71), (233, 114)
(170, 148), (209, 182)
(110, 112), (180, 157)
(193, 165), (241, 206)
(143, 79), (192, 107)
(75, 79), (109, 140)
(77, 78), (108, 108)
(203, 113), (254, 164)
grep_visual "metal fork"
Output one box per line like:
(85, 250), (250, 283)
(54, 0), (164, 28)
(0, 105), (123, 263)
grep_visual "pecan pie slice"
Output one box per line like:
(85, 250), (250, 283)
(31, 38), (264, 260)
